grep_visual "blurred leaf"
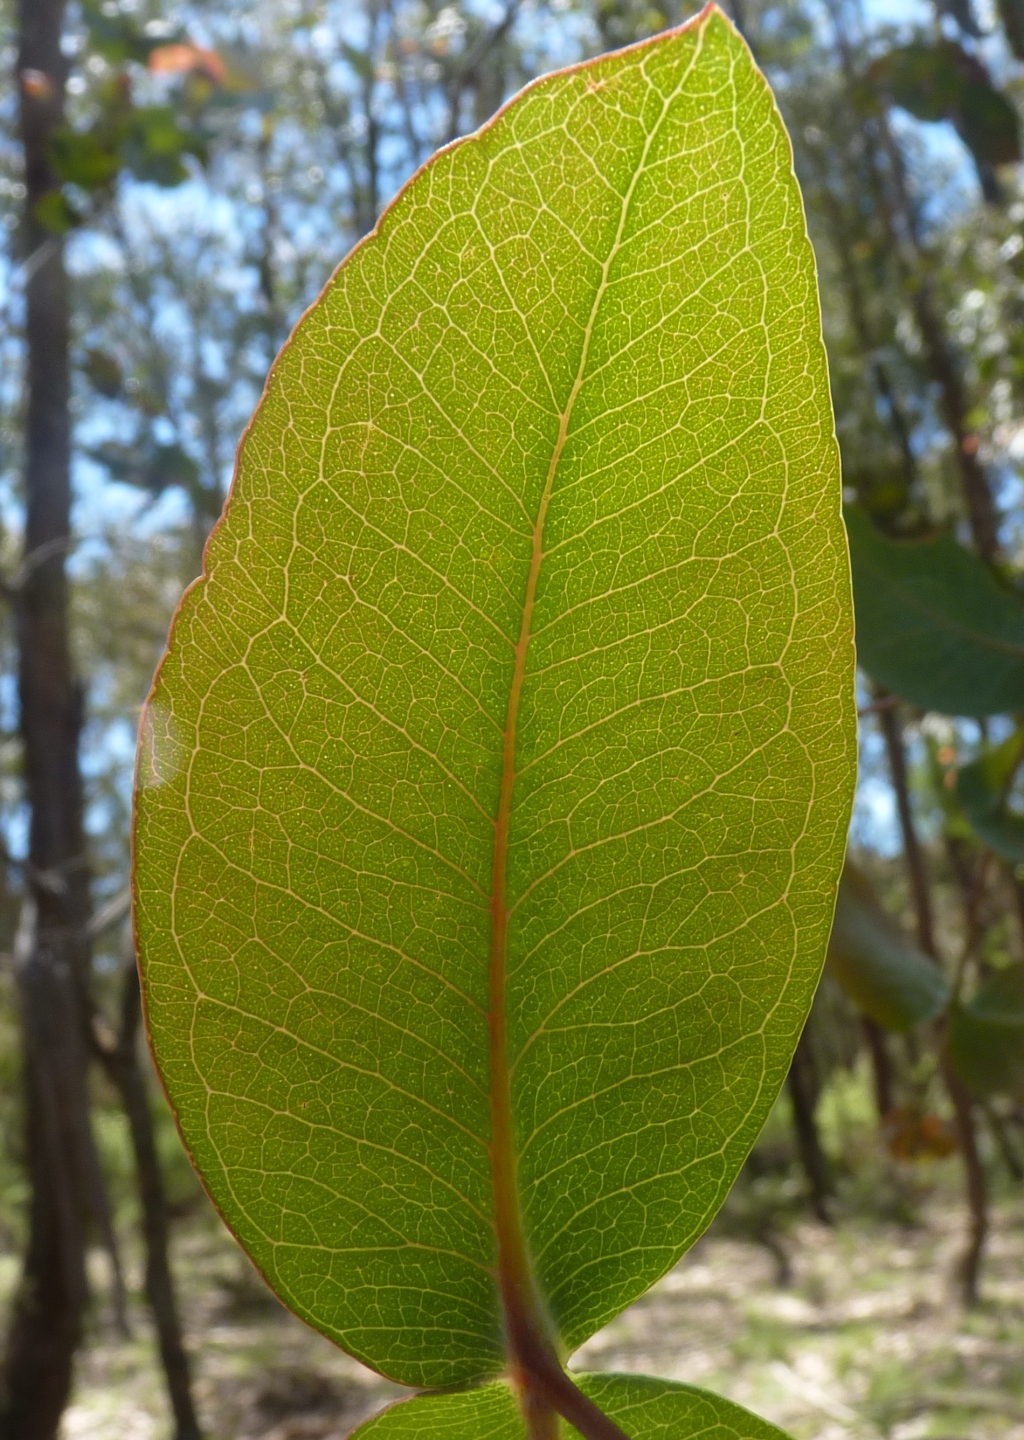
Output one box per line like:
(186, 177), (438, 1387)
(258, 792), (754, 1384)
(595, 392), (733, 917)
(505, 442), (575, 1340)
(341, 41), (376, 81)
(21, 69), (56, 101)
(936, 0), (983, 37)
(869, 40), (1020, 169)
(32, 189), (81, 234)
(82, 0), (174, 65)
(882, 1105), (958, 1159)
(996, 0), (1024, 60)
(50, 126), (122, 190)
(81, 348), (123, 398)
(123, 106), (206, 185)
(148, 43), (226, 85)
(950, 964), (1024, 1098)
(846, 505), (1024, 717)
(88, 440), (198, 497)
(956, 729), (1024, 861)
(828, 860), (951, 1031)
(841, 459), (911, 524)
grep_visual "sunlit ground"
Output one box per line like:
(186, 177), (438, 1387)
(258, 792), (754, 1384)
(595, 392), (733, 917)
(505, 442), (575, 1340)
(46, 1182), (1024, 1439)
(4, 1068), (1022, 1440)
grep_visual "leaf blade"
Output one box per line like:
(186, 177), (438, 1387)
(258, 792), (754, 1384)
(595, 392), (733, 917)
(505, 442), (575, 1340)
(956, 730), (1024, 861)
(827, 861), (950, 1031)
(134, 7), (854, 1385)
(350, 1376), (793, 1440)
(950, 963), (1024, 1099)
(846, 506), (1024, 717)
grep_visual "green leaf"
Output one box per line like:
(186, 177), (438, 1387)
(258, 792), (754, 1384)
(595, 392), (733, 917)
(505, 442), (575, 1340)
(936, 0), (983, 40)
(350, 1375), (791, 1440)
(50, 125), (123, 190)
(88, 440), (199, 497)
(134, 8), (854, 1392)
(82, 0), (176, 65)
(996, 0), (1024, 61)
(950, 963), (1024, 1099)
(81, 347), (124, 398)
(846, 506), (1024, 717)
(124, 105), (206, 186)
(827, 861), (950, 1031)
(956, 730), (1024, 861)
(32, 189), (81, 235)
(869, 40), (1021, 169)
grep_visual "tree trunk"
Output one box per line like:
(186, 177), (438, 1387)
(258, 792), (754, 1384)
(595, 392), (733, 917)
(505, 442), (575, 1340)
(97, 957), (202, 1440)
(862, 1017), (895, 1122)
(786, 1027), (833, 1223)
(3, 904), (91, 1440)
(877, 703), (990, 1305)
(0, 0), (97, 1433)
(941, 1049), (989, 1307)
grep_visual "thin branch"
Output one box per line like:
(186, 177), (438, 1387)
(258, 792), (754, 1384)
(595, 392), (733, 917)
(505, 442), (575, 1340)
(876, 696), (937, 955)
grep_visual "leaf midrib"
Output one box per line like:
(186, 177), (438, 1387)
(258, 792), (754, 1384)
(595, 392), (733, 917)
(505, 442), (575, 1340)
(486, 29), (707, 1363)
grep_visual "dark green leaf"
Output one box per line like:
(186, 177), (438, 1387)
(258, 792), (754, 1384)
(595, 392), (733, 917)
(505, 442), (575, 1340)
(32, 189), (81, 234)
(936, 0), (983, 39)
(950, 964), (1024, 1099)
(134, 12), (854, 1390)
(124, 107), (206, 186)
(827, 861), (950, 1031)
(88, 440), (198, 497)
(996, 0), (1024, 60)
(81, 348), (123, 398)
(351, 1376), (791, 1440)
(956, 730), (1024, 862)
(846, 505), (1024, 717)
(869, 40), (1020, 169)
(50, 126), (122, 190)
(82, 0), (176, 65)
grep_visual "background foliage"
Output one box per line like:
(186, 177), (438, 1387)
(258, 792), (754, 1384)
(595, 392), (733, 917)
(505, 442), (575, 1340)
(4, 0), (1024, 1434)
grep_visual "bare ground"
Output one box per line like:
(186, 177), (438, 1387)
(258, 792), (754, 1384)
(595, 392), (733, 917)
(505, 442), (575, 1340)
(51, 1175), (1024, 1440)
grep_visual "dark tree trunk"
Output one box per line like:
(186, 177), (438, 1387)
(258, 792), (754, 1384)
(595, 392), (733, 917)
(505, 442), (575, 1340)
(941, 1050), (989, 1306)
(878, 703), (990, 1305)
(0, 1), (97, 1434)
(786, 1027), (833, 1223)
(862, 1016), (895, 1122)
(4, 903), (90, 1440)
(876, 698), (937, 957)
(97, 957), (202, 1440)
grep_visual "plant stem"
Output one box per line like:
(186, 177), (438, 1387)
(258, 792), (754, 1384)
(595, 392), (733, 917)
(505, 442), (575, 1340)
(862, 1017), (895, 1121)
(876, 698), (936, 956)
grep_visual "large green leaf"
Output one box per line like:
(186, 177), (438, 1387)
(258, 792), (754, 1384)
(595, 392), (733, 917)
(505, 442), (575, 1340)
(350, 1376), (790, 1440)
(827, 861), (950, 1031)
(950, 963), (1024, 1099)
(846, 506), (1024, 717)
(956, 730), (1024, 861)
(134, 8), (854, 1393)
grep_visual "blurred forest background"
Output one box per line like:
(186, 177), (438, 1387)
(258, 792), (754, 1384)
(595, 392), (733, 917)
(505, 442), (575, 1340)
(4, 0), (1024, 1437)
